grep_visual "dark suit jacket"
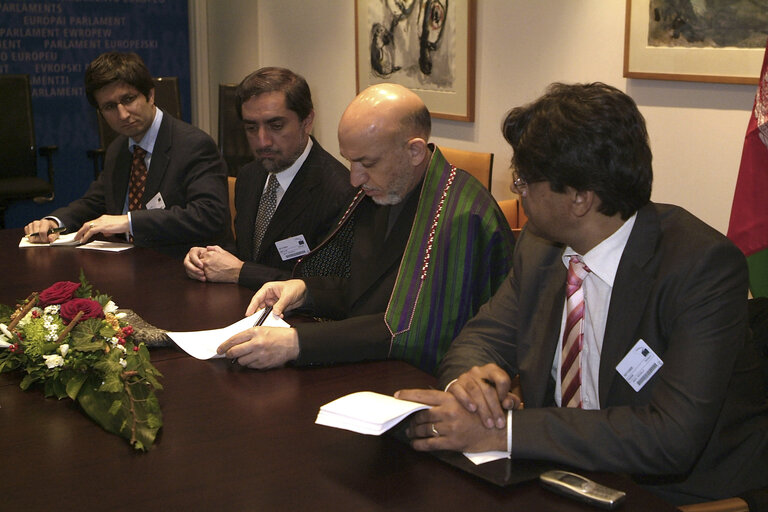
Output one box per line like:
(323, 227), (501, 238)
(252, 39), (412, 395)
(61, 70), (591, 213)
(51, 111), (229, 257)
(231, 137), (356, 289)
(438, 202), (768, 504)
(294, 190), (420, 365)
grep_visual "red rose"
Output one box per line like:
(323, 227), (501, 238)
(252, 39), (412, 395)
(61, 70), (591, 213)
(60, 298), (105, 322)
(38, 281), (81, 307)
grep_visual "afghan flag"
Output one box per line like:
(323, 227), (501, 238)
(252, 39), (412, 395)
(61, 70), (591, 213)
(727, 39), (768, 298)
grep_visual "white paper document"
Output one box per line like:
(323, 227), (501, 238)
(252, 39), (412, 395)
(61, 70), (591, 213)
(19, 232), (81, 247)
(166, 309), (290, 360)
(76, 241), (134, 252)
(316, 391), (511, 465)
(19, 234), (133, 252)
(315, 391), (430, 436)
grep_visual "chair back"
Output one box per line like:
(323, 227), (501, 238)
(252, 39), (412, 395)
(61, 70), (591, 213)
(218, 83), (252, 177)
(96, 76), (182, 152)
(0, 74), (37, 179)
(228, 176), (237, 239)
(439, 146), (493, 192)
(497, 198), (528, 239)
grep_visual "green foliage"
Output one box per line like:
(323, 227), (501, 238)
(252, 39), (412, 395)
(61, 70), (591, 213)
(0, 274), (163, 451)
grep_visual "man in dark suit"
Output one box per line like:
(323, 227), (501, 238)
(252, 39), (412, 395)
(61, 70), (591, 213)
(183, 67), (355, 289)
(396, 83), (768, 505)
(24, 52), (229, 258)
(216, 84), (514, 373)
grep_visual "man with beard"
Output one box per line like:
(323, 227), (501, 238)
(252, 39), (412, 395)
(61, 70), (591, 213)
(184, 67), (355, 289)
(217, 83), (515, 373)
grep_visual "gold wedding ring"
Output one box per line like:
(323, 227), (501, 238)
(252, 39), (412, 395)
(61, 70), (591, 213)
(89, 222), (95, 228)
(431, 423), (440, 437)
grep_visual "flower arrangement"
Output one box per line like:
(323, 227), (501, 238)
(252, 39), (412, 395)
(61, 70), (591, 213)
(0, 271), (162, 451)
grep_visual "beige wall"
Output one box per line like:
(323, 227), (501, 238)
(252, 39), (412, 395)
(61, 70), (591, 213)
(199, 0), (758, 234)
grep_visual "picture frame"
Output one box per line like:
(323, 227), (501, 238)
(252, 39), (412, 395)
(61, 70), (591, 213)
(354, 0), (476, 122)
(623, 0), (768, 85)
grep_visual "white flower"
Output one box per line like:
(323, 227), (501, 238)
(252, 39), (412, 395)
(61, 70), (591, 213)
(116, 344), (127, 353)
(110, 337), (119, 346)
(43, 354), (65, 368)
(103, 301), (118, 314)
(0, 338), (11, 348)
(44, 305), (60, 315)
(119, 358), (127, 368)
(59, 344), (69, 357)
(0, 323), (12, 339)
(115, 312), (127, 319)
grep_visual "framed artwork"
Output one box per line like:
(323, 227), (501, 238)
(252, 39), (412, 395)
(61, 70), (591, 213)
(624, 0), (768, 85)
(355, 0), (476, 122)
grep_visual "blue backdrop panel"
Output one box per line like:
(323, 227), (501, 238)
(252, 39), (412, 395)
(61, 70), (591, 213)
(0, 0), (190, 228)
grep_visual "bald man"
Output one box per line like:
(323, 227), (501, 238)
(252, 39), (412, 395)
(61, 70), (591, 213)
(217, 84), (515, 372)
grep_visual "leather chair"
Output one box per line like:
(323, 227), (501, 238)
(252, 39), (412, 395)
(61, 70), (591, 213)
(87, 77), (182, 179)
(439, 146), (493, 192)
(218, 83), (252, 177)
(497, 197), (527, 239)
(0, 74), (57, 228)
(228, 176), (237, 239)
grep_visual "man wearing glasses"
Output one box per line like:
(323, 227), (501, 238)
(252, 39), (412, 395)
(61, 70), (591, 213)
(397, 83), (768, 506)
(24, 52), (229, 257)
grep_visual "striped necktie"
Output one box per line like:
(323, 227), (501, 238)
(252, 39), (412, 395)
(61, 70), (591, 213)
(561, 255), (590, 408)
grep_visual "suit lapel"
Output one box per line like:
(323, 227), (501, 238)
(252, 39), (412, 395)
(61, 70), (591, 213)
(142, 114), (172, 204)
(523, 256), (568, 408)
(599, 204), (660, 405)
(111, 141), (132, 213)
(259, 154), (318, 254)
(241, 169), (267, 259)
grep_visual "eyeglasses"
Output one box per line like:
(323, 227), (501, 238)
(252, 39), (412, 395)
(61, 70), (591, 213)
(99, 94), (139, 114)
(512, 170), (528, 191)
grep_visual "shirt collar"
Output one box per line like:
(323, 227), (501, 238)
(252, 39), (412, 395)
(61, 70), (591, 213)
(562, 212), (637, 287)
(129, 107), (163, 154)
(271, 136), (312, 191)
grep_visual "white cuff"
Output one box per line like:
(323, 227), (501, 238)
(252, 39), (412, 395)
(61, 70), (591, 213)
(506, 409), (513, 458)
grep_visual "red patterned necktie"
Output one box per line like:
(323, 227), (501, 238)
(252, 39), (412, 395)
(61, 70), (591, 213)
(128, 146), (148, 211)
(561, 255), (590, 408)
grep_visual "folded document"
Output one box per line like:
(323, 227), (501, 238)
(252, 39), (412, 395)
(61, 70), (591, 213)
(315, 391), (430, 436)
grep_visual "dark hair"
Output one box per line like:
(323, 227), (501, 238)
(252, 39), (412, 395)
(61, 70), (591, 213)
(84, 52), (154, 108)
(235, 67), (313, 121)
(502, 82), (652, 219)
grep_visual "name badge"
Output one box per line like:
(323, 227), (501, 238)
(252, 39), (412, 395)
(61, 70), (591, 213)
(146, 192), (166, 210)
(275, 234), (310, 261)
(615, 339), (663, 392)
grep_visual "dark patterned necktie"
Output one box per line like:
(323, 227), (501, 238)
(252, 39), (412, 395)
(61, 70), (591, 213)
(252, 173), (279, 258)
(128, 146), (148, 211)
(561, 256), (590, 408)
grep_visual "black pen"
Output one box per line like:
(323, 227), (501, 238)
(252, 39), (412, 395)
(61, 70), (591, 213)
(232, 306), (273, 365)
(27, 226), (66, 238)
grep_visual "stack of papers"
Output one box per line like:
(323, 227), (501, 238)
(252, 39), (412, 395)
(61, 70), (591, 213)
(167, 309), (290, 359)
(316, 391), (511, 465)
(18, 234), (133, 252)
(19, 233), (81, 247)
(315, 391), (430, 435)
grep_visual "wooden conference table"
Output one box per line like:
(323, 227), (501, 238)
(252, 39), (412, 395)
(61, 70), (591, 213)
(0, 229), (677, 511)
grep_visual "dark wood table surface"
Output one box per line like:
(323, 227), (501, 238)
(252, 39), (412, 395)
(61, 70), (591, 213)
(0, 229), (678, 511)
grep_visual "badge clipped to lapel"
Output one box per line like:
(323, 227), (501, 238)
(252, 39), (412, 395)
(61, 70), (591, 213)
(275, 234), (310, 261)
(615, 339), (663, 392)
(146, 192), (166, 210)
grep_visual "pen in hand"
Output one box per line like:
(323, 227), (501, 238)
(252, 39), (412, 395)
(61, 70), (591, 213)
(232, 306), (273, 365)
(27, 227), (67, 239)
(254, 305), (273, 327)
